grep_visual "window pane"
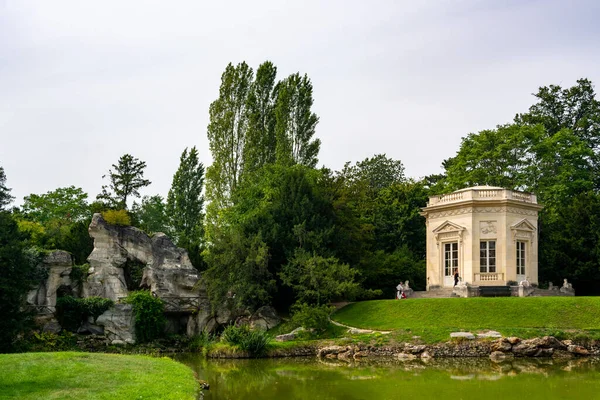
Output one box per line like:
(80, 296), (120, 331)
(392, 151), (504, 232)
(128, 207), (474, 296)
(489, 241), (495, 250)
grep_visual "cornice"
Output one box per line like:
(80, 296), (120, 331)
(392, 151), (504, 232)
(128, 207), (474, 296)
(421, 199), (543, 217)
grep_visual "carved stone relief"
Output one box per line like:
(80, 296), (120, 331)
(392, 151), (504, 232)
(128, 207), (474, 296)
(480, 221), (497, 235)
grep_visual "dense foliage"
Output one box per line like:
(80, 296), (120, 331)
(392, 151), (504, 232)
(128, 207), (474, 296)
(124, 291), (166, 343)
(290, 303), (334, 333)
(221, 324), (270, 357)
(55, 296), (114, 331)
(101, 209), (131, 226)
(15, 186), (93, 264)
(131, 195), (169, 235)
(0, 212), (42, 352)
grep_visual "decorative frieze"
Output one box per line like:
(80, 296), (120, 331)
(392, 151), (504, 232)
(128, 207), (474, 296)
(428, 206), (537, 219)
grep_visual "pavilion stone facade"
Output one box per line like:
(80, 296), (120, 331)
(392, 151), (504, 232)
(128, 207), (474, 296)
(421, 186), (543, 289)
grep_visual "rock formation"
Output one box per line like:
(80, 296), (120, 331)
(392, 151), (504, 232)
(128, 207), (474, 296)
(84, 213), (201, 301)
(27, 250), (75, 309)
(26, 214), (264, 342)
(26, 250), (75, 333)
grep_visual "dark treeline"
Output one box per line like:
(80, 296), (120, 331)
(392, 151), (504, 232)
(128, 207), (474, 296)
(2, 63), (600, 351)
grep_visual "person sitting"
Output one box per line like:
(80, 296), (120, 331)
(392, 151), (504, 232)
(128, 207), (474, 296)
(396, 282), (404, 299)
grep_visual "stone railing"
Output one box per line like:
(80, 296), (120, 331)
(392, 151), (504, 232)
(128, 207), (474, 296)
(116, 296), (202, 313)
(26, 305), (56, 314)
(427, 188), (537, 206)
(474, 272), (504, 282)
(161, 296), (202, 313)
(475, 189), (499, 199)
(436, 192), (464, 204)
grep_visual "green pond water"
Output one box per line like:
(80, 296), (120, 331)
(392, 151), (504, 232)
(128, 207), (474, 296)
(176, 355), (600, 400)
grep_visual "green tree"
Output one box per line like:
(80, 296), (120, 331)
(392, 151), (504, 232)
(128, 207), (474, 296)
(204, 165), (338, 310)
(0, 212), (40, 352)
(204, 229), (274, 310)
(22, 186), (89, 225)
(280, 249), (359, 306)
(131, 195), (169, 235)
(372, 180), (428, 256)
(337, 154), (407, 225)
(344, 154), (406, 190)
(274, 73), (320, 167)
(243, 61), (278, 177)
(331, 156), (427, 295)
(17, 186), (93, 264)
(516, 79), (600, 190)
(97, 154), (151, 209)
(206, 62), (254, 219)
(443, 124), (537, 191)
(443, 124), (594, 208)
(538, 191), (600, 295)
(166, 147), (205, 268)
(0, 166), (13, 210)
(517, 78), (600, 153)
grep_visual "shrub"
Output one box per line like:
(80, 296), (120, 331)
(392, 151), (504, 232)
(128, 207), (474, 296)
(24, 331), (78, 352)
(124, 290), (165, 343)
(221, 324), (270, 357)
(290, 303), (334, 333)
(222, 324), (250, 345)
(101, 209), (131, 226)
(188, 329), (215, 352)
(82, 297), (114, 321)
(55, 296), (85, 331)
(70, 263), (89, 287)
(55, 296), (114, 331)
(239, 330), (270, 356)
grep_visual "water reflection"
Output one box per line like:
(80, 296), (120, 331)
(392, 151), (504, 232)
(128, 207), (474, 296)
(175, 355), (600, 400)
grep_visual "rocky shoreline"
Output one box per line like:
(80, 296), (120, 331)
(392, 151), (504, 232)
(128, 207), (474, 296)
(313, 336), (597, 361)
(41, 333), (599, 362)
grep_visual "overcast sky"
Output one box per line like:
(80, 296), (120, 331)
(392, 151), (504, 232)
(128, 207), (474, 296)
(1, 0), (599, 205)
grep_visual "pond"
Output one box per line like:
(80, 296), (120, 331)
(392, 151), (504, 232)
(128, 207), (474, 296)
(176, 355), (600, 400)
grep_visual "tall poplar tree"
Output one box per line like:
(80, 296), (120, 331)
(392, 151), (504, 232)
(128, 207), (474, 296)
(274, 73), (320, 168)
(167, 147), (205, 268)
(206, 62), (254, 218)
(243, 61), (278, 177)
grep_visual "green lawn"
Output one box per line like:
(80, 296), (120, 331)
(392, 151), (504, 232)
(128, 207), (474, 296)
(332, 297), (600, 343)
(0, 352), (199, 400)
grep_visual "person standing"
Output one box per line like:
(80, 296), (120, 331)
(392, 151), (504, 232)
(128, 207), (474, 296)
(453, 269), (459, 287)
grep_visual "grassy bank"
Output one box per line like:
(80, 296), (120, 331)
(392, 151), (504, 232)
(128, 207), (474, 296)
(0, 352), (199, 400)
(332, 297), (600, 343)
